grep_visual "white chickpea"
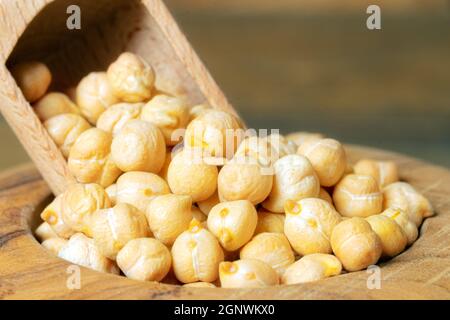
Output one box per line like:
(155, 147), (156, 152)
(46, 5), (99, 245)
(366, 214), (407, 258)
(91, 203), (151, 259)
(97, 102), (144, 136)
(381, 207), (418, 245)
(76, 72), (119, 124)
(116, 238), (171, 281)
(171, 220), (224, 283)
(285, 131), (325, 147)
(183, 282), (216, 288)
(318, 187), (333, 205)
(284, 198), (342, 256)
(333, 174), (383, 218)
(281, 254), (342, 284)
(40, 195), (75, 239)
(105, 183), (117, 206)
(107, 52), (155, 102)
(219, 259), (279, 288)
(42, 238), (68, 255)
(34, 92), (80, 121)
(146, 194), (193, 246)
(11, 61), (52, 102)
(254, 209), (285, 235)
(68, 128), (122, 187)
(354, 159), (399, 188)
(240, 233), (295, 276)
(262, 154), (320, 213)
(116, 171), (170, 212)
(111, 120), (166, 173)
(297, 138), (347, 187)
(197, 191), (220, 216)
(35, 222), (58, 242)
(140, 94), (190, 146)
(207, 200), (257, 251)
(44, 113), (91, 158)
(58, 233), (119, 274)
(188, 104), (211, 122)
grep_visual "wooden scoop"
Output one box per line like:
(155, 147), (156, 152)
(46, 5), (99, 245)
(0, 0), (242, 196)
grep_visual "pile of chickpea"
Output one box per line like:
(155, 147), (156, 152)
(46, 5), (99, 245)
(12, 53), (434, 288)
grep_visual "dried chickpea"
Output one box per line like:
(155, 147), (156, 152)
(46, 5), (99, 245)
(366, 214), (407, 258)
(61, 183), (111, 237)
(40, 195), (75, 239)
(105, 183), (117, 206)
(107, 52), (155, 102)
(383, 182), (433, 227)
(188, 104), (211, 122)
(167, 149), (218, 202)
(381, 207), (418, 245)
(330, 217), (382, 271)
(318, 187), (333, 204)
(76, 72), (119, 124)
(59, 233), (119, 274)
(262, 154), (320, 213)
(97, 102), (143, 136)
(262, 133), (297, 158)
(354, 159), (399, 188)
(333, 174), (383, 218)
(207, 200), (257, 251)
(111, 120), (166, 173)
(297, 138), (347, 187)
(172, 220), (224, 283)
(183, 282), (216, 288)
(234, 136), (278, 167)
(254, 209), (285, 235)
(116, 238), (171, 281)
(286, 132), (325, 147)
(42, 238), (68, 255)
(91, 203), (151, 259)
(35, 222), (58, 242)
(11, 61), (52, 102)
(146, 194), (193, 245)
(240, 233), (295, 276)
(116, 171), (170, 212)
(140, 94), (190, 146)
(191, 206), (207, 222)
(281, 253), (342, 284)
(44, 113), (91, 158)
(284, 198), (342, 256)
(34, 92), (80, 121)
(197, 191), (220, 216)
(219, 259), (279, 288)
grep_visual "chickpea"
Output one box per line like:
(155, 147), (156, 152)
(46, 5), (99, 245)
(330, 217), (382, 271)
(167, 149), (218, 202)
(286, 132), (325, 147)
(105, 184), (117, 206)
(183, 282), (216, 288)
(146, 194), (193, 245)
(11, 61), (52, 102)
(68, 128), (122, 187)
(197, 191), (220, 216)
(61, 183), (111, 237)
(107, 52), (155, 103)
(111, 120), (166, 173)
(381, 207), (418, 245)
(207, 200), (257, 251)
(234, 136), (278, 167)
(219, 259), (279, 288)
(262, 155), (320, 213)
(44, 113), (91, 158)
(262, 133), (297, 158)
(254, 209), (285, 235)
(284, 198), (342, 256)
(281, 254), (342, 284)
(318, 187), (333, 205)
(172, 220), (224, 283)
(354, 159), (399, 188)
(42, 238), (68, 255)
(40, 195), (75, 239)
(116, 171), (170, 213)
(140, 94), (190, 146)
(35, 222), (58, 242)
(59, 233), (119, 274)
(366, 214), (407, 258)
(240, 233), (295, 276)
(97, 102), (144, 136)
(158, 150), (173, 182)
(76, 72), (119, 124)
(297, 138), (347, 187)
(191, 206), (207, 222)
(116, 238), (171, 281)
(34, 92), (80, 121)
(91, 203), (151, 259)
(188, 104), (211, 122)
(383, 182), (433, 227)
(333, 174), (383, 218)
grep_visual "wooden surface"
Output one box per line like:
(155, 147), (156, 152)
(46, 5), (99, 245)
(0, 145), (449, 300)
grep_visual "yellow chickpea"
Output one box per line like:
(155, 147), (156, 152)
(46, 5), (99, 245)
(183, 282), (216, 288)
(240, 233), (295, 276)
(111, 120), (166, 173)
(42, 238), (68, 255)
(34, 92), (80, 121)
(107, 52), (155, 102)
(76, 72), (119, 124)
(284, 198), (342, 256)
(191, 206), (207, 223)
(333, 174), (383, 218)
(330, 217), (382, 271)
(234, 136), (279, 168)
(285, 131), (325, 147)
(354, 159), (399, 188)
(262, 154), (320, 213)
(35, 222), (58, 242)
(281, 254), (342, 284)
(97, 102), (144, 136)
(254, 209), (285, 235)
(11, 61), (52, 102)
(207, 200), (257, 251)
(105, 183), (117, 206)
(318, 187), (333, 205)
(197, 191), (220, 216)
(366, 214), (407, 258)
(297, 138), (347, 187)
(262, 133), (297, 158)
(381, 207), (418, 245)
(158, 149), (173, 182)
(44, 113), (91, 158)
(188, 104), (211, 122)
(219, 259), (279, 288)
(116, 238), (171, 281)
(146, 194), (193, 246)
(40, 195), (75, 239)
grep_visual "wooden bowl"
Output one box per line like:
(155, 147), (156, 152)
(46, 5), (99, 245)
(0, 145), (449, 300)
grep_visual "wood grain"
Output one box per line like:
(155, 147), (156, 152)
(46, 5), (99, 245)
(0, 145), (448, 300)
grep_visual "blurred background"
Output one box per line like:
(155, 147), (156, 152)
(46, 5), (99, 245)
(1, 0), (449, 169)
